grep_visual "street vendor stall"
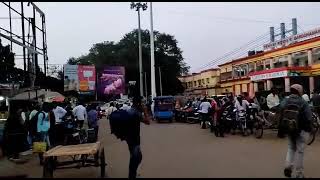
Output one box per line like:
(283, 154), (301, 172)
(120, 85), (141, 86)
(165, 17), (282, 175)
(42, 141), (106, 178)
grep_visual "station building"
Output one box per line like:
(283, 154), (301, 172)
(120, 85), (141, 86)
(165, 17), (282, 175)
(219, 35), (320, 97)
(178, 68), (221, 97)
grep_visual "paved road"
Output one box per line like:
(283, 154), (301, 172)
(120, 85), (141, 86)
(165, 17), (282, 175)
(1, 118), (320, 178)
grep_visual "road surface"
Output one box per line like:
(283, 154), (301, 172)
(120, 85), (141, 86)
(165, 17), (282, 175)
(1, 118), (320, 178)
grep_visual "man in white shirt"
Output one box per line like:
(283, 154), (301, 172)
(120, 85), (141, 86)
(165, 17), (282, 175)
(198, 98), (212, 129)
(72, 102), (87, 129)
(266, 88), (280, 110)
(302, 93), (310, 103)
(53, 104), (67, 124)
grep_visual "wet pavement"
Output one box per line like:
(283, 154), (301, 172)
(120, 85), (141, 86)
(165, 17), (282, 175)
(1, 118), (320, 178)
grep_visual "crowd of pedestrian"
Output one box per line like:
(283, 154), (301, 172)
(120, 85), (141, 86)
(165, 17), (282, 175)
(2, 100), (101, 163)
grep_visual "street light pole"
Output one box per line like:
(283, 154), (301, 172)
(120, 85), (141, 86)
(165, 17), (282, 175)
(149, 2), (157, 98)
(159, 66), (163, 96)
(130, 2), (147, 98)
(137, 8), (144, 97)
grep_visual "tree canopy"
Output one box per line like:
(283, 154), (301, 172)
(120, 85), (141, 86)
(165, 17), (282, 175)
(67, 29), (189, 96)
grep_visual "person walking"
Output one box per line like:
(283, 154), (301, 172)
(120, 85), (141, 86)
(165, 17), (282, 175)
(198, 97), (212, 129)
(279, 84), (312, 178)
(125, 96), (150, 178)
(267, 87), (280, 110)
(37, 102), (51, 165)
(72, 102), (87, 129)
(52, 103), (67, 145)
(311, 88), (320, 116)
(87, 104), (99, 141)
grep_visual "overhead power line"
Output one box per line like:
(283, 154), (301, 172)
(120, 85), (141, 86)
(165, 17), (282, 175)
(166, 10), (288, 25)
(194, 27), (281, 72)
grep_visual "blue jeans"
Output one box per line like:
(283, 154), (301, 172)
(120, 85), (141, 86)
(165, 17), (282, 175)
(39, 131), (50, 148)
(285, 130), (309, 178)
(127, 143), (142, 178)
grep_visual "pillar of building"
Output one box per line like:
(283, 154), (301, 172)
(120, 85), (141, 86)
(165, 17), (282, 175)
(249, 82), (254, 98)
(309, 76), (315, 95)
(254, 82), (258, 92)
(264, 80), (267, 91)
(253, 62), (257, 72)
(270, 58), (274, 69)
(266, 80), (273, 91)
(285, 77), (290, 93)
(263, 60), (266, 70)
(308, 49), (313, 66)
(288, 54), (293, 67)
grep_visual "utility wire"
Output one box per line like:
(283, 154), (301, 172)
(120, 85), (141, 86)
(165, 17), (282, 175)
(166, 10), (282, 25)
(194, 27), (281, 71)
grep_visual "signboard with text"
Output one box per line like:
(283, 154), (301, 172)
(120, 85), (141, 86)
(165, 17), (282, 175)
(250, 70), (288, 81)
(263, 27), (320, 50)
(64, 65), (96, 95)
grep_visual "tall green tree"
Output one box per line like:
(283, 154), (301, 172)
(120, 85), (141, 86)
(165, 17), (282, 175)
(67, 29), (189, 96)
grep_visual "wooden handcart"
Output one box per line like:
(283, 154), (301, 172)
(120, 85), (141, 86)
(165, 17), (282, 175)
(42, 141), (106, 178)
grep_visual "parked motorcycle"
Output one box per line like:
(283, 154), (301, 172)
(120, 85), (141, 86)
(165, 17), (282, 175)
(237, 109), (248, 136)
(185, 108), (201, 124)
(222, 104), (236, 134)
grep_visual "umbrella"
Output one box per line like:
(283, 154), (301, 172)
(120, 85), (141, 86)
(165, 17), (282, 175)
(44, 91), (65, 103)
(11, 89), (65, 102)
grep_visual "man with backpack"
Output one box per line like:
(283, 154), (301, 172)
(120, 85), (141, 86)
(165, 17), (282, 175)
(109, 95), (150, 178)
(279, 84), (312, 178)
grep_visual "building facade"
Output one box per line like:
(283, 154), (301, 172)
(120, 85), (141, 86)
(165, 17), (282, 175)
(219, 36), (320, 97)
(178, 68), (221, 97)
(179, 27), (320, 98)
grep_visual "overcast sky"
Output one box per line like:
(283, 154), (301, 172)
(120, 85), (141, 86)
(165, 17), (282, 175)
(1, 2), (320, 73)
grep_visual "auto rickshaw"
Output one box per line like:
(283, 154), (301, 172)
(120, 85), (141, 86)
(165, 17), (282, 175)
(153, 96), (175, 123)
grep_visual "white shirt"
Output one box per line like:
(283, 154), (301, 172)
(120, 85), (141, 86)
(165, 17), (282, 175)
(72, 105), (87, 121)
(235, 99), (250, 112)
(120, 104), (131, 111)
(266, 93), (280, 109)
(53, 106), (67, 123)
(302, 94), (310, 103)
(198, 102), (212, 114)
(107, 106), (117, 117)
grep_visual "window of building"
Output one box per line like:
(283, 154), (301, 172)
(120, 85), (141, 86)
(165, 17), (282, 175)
(313, 48), (320, 64)
(206, 78), (210, 84)
(202, 79), (205, 84)
(248, 63), (255, 73)
(198, 80), (201, 86)
(194, 81), (197, 86)
(265, 59), (271, 70)
(292, 51), (308, 67)
(273, 57), (288, 68)
(256, 61), (264, 71)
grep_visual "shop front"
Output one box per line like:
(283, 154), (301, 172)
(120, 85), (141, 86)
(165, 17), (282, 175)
(249, 67), (310, 95)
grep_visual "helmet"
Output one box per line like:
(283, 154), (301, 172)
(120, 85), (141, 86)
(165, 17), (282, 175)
(290, 84), (303, 96)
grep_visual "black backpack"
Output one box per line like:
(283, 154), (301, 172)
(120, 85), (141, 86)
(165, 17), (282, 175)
(281, 103), (302, 136)
(28, 111), (44, 136)
(109, 109), (132, 141)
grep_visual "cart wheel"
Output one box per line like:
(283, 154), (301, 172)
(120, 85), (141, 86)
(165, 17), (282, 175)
(100, 149), (106, 178)
(43, 157), (54, 178)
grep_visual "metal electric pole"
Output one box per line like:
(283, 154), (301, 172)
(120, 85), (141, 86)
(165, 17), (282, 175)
(149, 2), (157, 98)
(159, 66), (162, 96)
(130, 2), (147, 97)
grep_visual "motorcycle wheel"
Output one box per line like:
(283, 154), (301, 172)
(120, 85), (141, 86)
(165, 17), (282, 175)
(254, 122), (264, 139)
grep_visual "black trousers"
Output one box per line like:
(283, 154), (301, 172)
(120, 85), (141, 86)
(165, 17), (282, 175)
(77, 120), (84, 129)
(126, 142), (142, 179)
